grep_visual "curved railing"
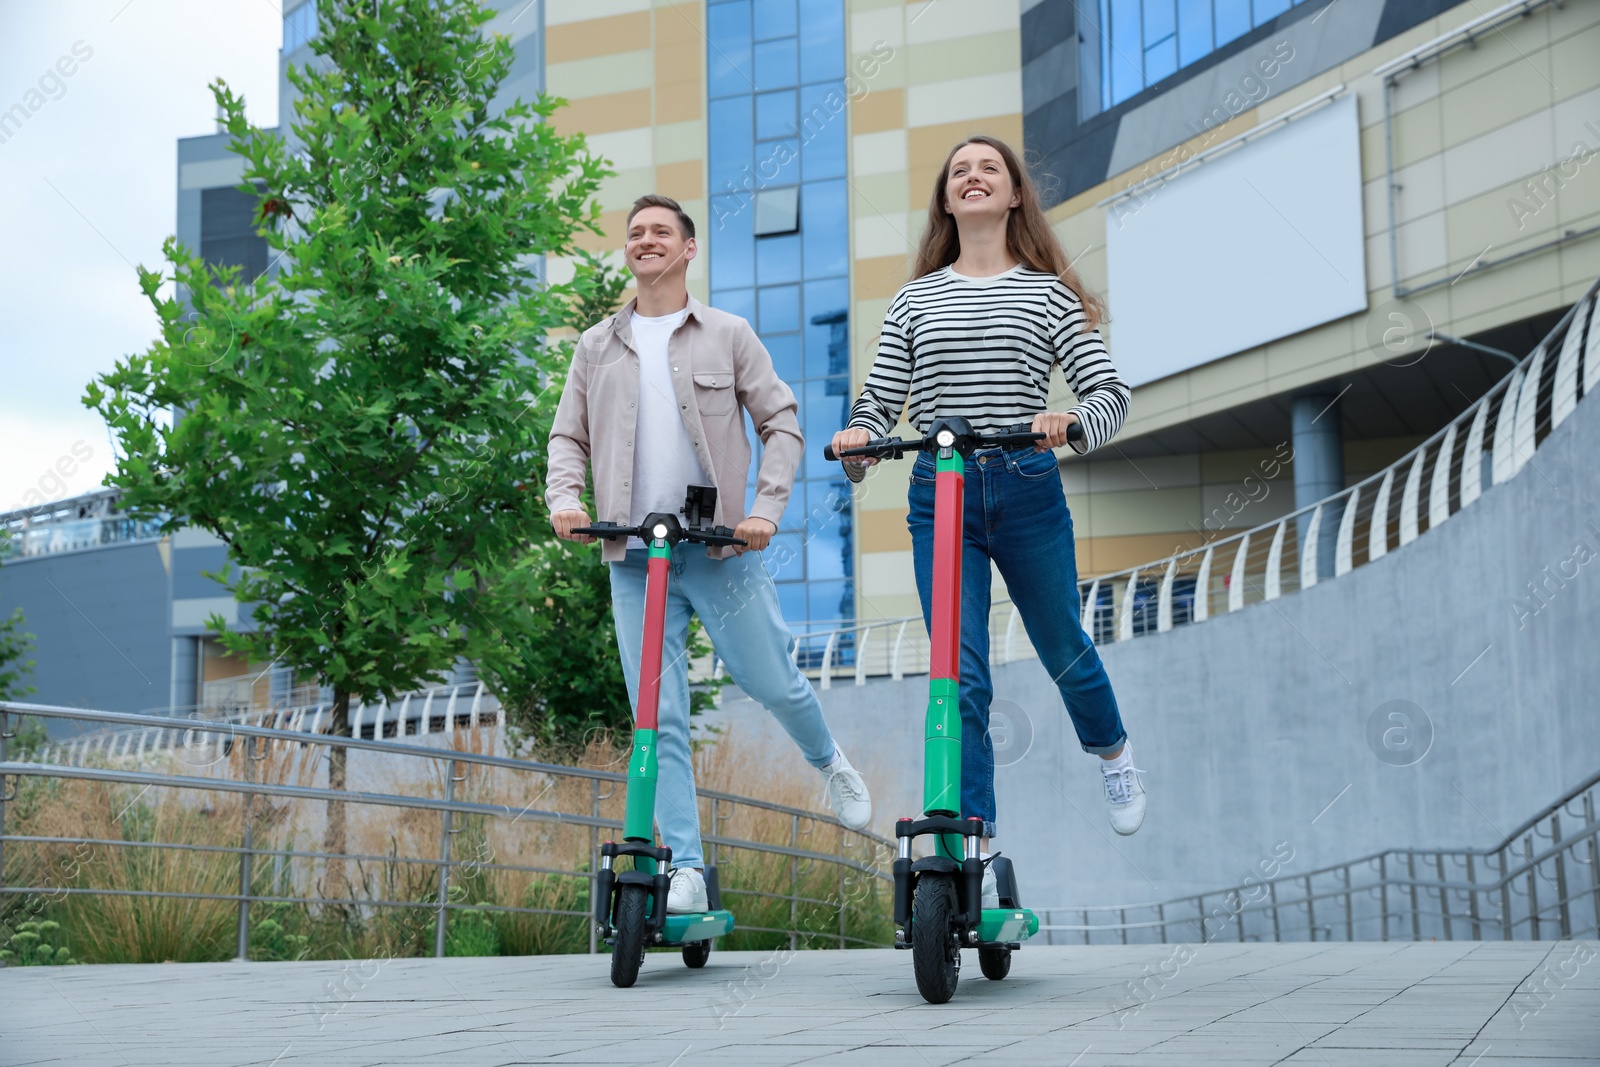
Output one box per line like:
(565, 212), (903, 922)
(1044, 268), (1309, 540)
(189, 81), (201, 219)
(0, 702), (894, 960)
(788, 275), (1600, 685)
(38, 682), (499, 767)
(1031, 768), (1600, 945)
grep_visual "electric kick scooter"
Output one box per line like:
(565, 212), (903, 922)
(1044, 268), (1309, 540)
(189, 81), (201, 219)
(574, 485), (741, 988)
(826, 416), (1083, 1004)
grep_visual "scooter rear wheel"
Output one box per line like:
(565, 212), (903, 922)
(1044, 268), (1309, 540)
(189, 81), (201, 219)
(609, 885), (649, 988)
(911, 874), (960, 1004)
(682, 938), (712, 968)
(978, 945), (1011, 980)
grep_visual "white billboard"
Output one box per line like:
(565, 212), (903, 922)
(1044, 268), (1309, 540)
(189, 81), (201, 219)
(1105, 93), (1368, 387)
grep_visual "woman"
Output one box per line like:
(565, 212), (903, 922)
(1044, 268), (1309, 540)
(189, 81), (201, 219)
(831, 136), (1144, 902)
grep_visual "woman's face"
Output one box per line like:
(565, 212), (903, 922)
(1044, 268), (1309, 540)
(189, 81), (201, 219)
(943, 143), (1020, 221)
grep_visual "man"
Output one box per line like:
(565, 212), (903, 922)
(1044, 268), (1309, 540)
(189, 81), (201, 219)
(547, 194), (872, 914)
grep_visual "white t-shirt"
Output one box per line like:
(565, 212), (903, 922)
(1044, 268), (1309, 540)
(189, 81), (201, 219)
(628, 308), (709, 549)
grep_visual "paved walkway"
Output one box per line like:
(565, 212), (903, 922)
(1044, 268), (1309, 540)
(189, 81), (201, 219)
(3, 942), (1596, 1065)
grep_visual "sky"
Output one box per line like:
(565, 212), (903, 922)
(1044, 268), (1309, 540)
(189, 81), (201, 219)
(0, 0), (282, 513)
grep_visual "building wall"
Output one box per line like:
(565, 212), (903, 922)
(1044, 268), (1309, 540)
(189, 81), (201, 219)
(1036, 0), (1600, 585)
(543, 0), (709, 300)
(0, 542), (171, 722)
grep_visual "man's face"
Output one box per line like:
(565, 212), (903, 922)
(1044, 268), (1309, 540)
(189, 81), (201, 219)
(625, 207), (695, 286)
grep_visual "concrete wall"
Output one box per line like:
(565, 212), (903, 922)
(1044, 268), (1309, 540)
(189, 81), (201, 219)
(705, 387), (1600, 909)
(0, 541), (171, 723)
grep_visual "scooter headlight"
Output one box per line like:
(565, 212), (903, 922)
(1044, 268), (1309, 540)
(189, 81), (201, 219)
(935, 430), (955, 448)
(652, 523), (669, 540)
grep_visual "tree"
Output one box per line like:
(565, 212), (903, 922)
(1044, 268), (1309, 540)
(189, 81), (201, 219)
(86, 0), (608, 900)
(0, 607), (36, 703)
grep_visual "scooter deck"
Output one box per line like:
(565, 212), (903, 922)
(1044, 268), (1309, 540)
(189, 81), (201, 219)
(662, 909), (735, 944)
(976, 907), (1039, 944)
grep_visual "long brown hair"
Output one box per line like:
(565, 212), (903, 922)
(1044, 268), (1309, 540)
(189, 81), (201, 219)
(912, 135), (1107, 330)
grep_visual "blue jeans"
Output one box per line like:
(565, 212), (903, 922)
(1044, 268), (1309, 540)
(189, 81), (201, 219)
(908, 447), (1127, 838)
(609, 546), (840, 870)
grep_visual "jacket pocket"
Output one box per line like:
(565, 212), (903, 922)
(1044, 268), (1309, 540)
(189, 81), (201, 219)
(692, 370), (736, 415)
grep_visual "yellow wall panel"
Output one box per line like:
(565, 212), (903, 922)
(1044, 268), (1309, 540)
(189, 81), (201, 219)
(550, 88), (654, 137)
(547, 12), (653, 64)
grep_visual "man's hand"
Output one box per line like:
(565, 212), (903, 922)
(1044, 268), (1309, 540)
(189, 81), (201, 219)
(830, 427), (877, 478)
(552, 509), (595, 544)
(732, 515), (776, 554)
(1030, 411), (1080, 451)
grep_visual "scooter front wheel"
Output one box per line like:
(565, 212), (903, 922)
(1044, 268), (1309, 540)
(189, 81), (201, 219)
(610, 884), (649, 988)
(911, 874), (960, 1004)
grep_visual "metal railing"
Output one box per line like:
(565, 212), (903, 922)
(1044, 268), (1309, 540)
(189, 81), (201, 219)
(39, 682), (497, 767)
(787, 275), (1600, 686)
(0, 702), (894, 961)
(1032, 770), (1600, 945)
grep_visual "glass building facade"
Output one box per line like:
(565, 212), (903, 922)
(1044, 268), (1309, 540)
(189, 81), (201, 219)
(1092, 0), (1310, 111)
(706, 0), (855, 644)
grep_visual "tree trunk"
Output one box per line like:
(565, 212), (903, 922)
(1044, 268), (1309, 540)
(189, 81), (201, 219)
(322, 689), (351, 913)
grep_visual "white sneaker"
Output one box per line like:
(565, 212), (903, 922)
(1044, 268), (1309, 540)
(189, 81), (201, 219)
(980, 856), (999, 910)
(821, 751), (873, 831)
(1102, 752), (1147, 836)
(667, 868), (708, 914)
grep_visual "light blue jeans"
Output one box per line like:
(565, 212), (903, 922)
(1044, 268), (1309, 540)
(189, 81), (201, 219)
(609, 546), (840, 870)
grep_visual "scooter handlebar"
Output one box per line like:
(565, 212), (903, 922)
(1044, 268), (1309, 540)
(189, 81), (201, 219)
(823, 420), (1083, 462)
(570, 522), (748, 548)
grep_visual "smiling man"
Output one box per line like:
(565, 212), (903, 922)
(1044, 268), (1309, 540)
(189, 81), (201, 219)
(546, 194), (873, 914)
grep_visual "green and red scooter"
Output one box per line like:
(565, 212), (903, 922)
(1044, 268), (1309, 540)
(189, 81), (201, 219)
(827, 416), (1081, 1003)
(575, 485), (740, 988)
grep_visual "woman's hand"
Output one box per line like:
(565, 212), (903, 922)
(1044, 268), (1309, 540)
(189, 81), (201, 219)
(831, 427), (878, 470)
(552, 509), (595, 544)
(1030, 411), (1080, 451)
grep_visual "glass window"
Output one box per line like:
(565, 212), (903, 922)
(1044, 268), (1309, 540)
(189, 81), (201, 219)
(1143, 0), (1176, 44)
(752, 137), (802, 188)
(708, 194), (753, 290)
(798, 0), (846, 83)
(800, 180), (847, 278)
(755, 89), (797, 140)
(708, 96), (754, 195)
(806, 580), (850, 628)
(765, 532), (805, 580)
(1177, 0), (1214, 67)
(753, 38), (799, 91)
(775, 580), (806, 621)
(779, 482), (807, 530)
(715, 286), (756, 324)
(757, 233), (802, 285)
(805, 528), (848, 582)
(1253, 0), (1292, 21)
(1108, 0), (1144, 107)
(754, 186), (800, 236)
(762, 332), (802, 382)
(1214, 0), (1252, 46)
(1144, 35), (1178, 86)
(797, 84), (847, 181)
(753, 0), (798, 40)
(708, 2), (753, 99)
(758, 284), (801, 333)
(803, 277), (848, 374)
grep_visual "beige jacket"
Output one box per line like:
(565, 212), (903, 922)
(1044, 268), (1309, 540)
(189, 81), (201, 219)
(546, 295), (802, 562)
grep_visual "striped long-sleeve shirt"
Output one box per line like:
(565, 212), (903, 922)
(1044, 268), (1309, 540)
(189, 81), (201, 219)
(847, 265), (1130, 455)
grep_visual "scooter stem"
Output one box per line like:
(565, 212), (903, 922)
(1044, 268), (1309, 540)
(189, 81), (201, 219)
(623, 537), (672, 844)
(926, 444), (967, 860)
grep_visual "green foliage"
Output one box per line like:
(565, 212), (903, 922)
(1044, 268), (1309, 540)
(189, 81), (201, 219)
(0, 607), (36, 703)
(84, 0), (609, 712)
(0, 920), (78, 966)
(248, 902), (313, 962)
(444, 907), (500, 957)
